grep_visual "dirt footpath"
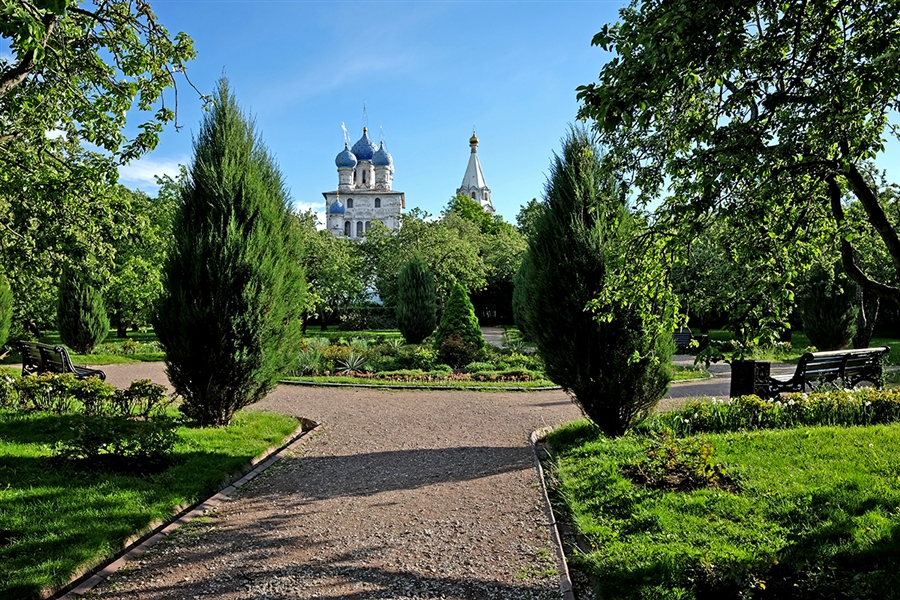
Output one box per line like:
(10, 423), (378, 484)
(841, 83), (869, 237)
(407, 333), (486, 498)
(85, 380), (582, 599)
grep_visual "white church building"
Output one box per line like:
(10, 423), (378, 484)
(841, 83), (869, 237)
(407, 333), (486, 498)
(325, 126), (493, 238)
(457, 131), (494, 214)
(324, 127), (405, 238)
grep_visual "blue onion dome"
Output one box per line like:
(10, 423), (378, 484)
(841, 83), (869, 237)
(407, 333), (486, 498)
(351, 127), (377, 161)
(335, 143), (357, 169)
(329, 199), (345, 215)
(372, 141), (393, 169)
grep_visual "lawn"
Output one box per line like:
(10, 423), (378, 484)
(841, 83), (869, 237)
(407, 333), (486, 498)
(3, 329), (165, 366)
(545, 419), (900, 599)
(705, 329), (900, 364)
(0, 408), (300, 599)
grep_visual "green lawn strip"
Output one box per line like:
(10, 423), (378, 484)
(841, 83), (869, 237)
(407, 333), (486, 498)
(670, 365), (709, 381)
(300, 328), (404, 340)
(546, 420), (900, 599)
(280, 374), (557, 389)
(0, 409), (298, 598)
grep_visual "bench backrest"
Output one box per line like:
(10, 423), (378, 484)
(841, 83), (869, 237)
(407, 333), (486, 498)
(19, 341), (73, 374)
(798, 347), (890, 381)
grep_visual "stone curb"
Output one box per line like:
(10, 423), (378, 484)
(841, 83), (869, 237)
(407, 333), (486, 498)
(50, 419), (322, 599)
(530, 428), (576, 600)
(278, 379), (562, 392)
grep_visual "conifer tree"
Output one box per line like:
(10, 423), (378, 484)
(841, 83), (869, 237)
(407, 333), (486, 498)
(0, 274), (13, 347)
(57, 266), (109, 353)
(434, 284), (483, 366)
(518, 128), (673, 436)
(396, 256), (437, 344)
(154, 78), (306, 426)
(798, 263), (858, 351)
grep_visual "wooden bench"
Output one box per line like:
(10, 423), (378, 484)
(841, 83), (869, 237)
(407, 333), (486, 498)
(18, 341), (106, 381)
(768, 347), (890, 395)
(673, 327), (709, 353)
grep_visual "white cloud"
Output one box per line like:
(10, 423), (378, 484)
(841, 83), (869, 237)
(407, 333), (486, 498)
(294, 201), (326, 230)
(118, 156), (186, 189)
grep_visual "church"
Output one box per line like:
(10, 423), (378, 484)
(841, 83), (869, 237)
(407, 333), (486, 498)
(325, 125), (492, 238)
(324, 127), (405, 238)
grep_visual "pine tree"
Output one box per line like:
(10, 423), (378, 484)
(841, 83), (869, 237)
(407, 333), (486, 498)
(154, 78), (306, 426)
(798, 263), (858, 351)
(434, 284), (483, 366)
(57, 266), (109, 353)
(0, 274), (13, 347)
(396, 256), (437, 344)
(518, 128), (673, 436)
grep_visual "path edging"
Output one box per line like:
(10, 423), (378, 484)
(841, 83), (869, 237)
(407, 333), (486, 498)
(279, 379), (561, 392)
(51, 419), (322, 599)
(530, 428), (576, 600)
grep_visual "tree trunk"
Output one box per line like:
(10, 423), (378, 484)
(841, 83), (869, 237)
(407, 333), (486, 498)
(853, 287), (879, 349)
(116, 306), (127, 338)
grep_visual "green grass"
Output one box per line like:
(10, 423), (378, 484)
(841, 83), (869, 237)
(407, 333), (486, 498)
(281, 375), (557, 389)
(0, 408), (300, 599)
(3, 329), (165, 365)
(670, 365), (709, 381)
(705, 329), (900, 364)
(299, 327), (404, 340)
(546, 420), (900, 599)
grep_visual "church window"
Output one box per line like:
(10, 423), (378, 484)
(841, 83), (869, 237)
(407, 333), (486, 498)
(347, 198), (353, 208)
(365, 221), (371, 232)
(352, 171), (356, 184)
(357, 221), (363, 237)
(362, 170), (367, 184)
(471, 192), (476, 199)
(375, 198), (381, 208)
(344, 221), (351, 237)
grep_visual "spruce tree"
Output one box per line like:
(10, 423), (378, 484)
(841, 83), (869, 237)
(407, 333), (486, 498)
(396, 256), (437, 344)
(434, 284), (483, 366)
(518, 128), (673, 436)
(57, 266), (109, 353)
(798, 263), (858, 351)
(154, 78), (306, 426)
(0, 274), (12, 347)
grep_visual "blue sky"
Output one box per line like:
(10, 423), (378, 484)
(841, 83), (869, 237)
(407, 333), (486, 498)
(116, 0), (626, 225)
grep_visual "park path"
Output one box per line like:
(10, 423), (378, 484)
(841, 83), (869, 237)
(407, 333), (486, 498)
(85, 367), (583, 599)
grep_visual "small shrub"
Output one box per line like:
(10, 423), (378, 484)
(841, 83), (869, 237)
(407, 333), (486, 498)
(395, 344), (436, 371)
(623, 429), (737, 492)
(438, 334), (479, 369)
(434, 284), (483, 350)
(336, 352), (367, 374)
(464, 361), (495, 373)
(115, 380), (169, 418)
(295, 348), (323, 376)
(54, 415), (178, 473)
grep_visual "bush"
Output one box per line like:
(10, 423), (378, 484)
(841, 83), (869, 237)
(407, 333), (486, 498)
(154, 78), (306, 426)
(517, 128), (674, 436)
(437, 334), (480, 369)
(395, 344), (437, 371)
(396, 256), (437, 344)
(649, 389), (900, 435)
(53, 415), (178, 473)
(797, 263), (858, 351)
(57, 267), (109, 354)
(5, 373), (167, 418)
(435, 284), (483, 349)
(464, 361), (495, 373)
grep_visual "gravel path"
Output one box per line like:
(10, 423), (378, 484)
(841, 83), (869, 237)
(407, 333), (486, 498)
(85, 369), (583, 599)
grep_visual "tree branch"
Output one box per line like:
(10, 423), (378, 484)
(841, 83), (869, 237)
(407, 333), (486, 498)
(0, 12), (58, 100)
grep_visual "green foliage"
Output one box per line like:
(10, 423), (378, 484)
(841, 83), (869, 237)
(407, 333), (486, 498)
(154, 78), (306, 426)
(396, 255), (437, 344)
(437, 334), (480, 369)
(518, 128), (674, 436)
(515, 198), (545, 239)
(650, 389), (900, 436)
(0, 407), (298, 598)
(797, 263), (858, 351)
(434, 284), (484, 360)
(56, 267), (109, 354)
(0, 274), (12, 347)
(578, 0), (900, 323)
(0, 2), (198, 333)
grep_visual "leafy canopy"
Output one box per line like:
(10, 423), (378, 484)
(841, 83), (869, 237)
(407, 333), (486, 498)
(579, 0), (900, 325)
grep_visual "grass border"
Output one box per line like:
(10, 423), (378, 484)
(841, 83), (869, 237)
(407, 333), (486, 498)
(47, 418), (320, 600)
(278, 378), (562, 392)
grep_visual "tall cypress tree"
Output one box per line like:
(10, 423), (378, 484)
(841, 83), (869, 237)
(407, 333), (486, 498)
(518, 128), (673, 436)
(57, 266), (110, 354)
(396, 255), (437, 344)
(154, 78), (306, 426)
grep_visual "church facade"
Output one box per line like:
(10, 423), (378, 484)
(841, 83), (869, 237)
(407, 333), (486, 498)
(457, 131), (494, 214)
(324, 127), (405, 238)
